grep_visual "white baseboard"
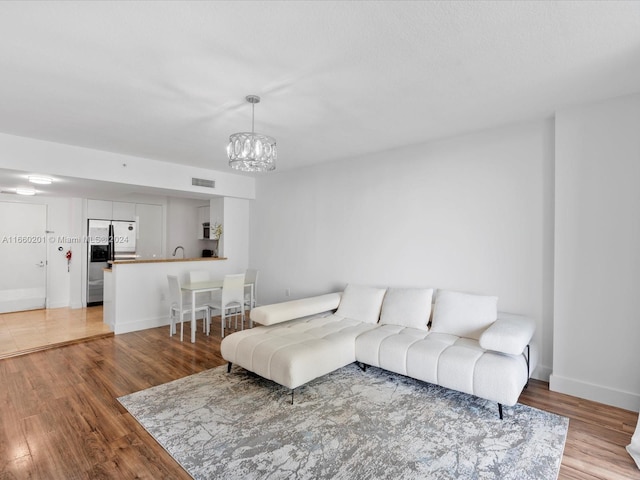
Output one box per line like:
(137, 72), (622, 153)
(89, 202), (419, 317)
(0, 288), (45, 313)
(0, 299), (46, 313)
(46, 300), (70, 309)
(113, 315), (171, 335)
(550, 373), (640, 412)
(532, 364), (552, 382)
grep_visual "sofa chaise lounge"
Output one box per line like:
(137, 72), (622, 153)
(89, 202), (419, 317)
(220, 285), (536, 418)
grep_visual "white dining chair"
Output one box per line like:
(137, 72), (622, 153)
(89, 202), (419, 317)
(207, 273), (246, 338)
(189, 270), (214, 333)
(244, 268), (258, 327)
(167, 275), (209, 342)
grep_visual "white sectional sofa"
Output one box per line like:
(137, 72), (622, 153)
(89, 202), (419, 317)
(220, 285), (536, 418)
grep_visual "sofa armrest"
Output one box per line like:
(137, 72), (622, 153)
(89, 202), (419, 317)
(479, 313), (535, 355)
(250, 292), (342, 326)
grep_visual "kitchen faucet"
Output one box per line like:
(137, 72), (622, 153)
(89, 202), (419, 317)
(172, 245), (185, 258)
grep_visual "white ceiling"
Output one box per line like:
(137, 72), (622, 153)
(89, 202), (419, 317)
(0, 1), (640, 188)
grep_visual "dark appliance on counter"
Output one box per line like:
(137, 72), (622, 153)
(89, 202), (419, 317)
(202, 249), (213, 257)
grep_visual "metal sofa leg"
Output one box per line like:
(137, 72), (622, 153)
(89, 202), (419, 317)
(524, 344), (531, 389)
(498, 403), (503, 420)
(227, 362), (232, 373)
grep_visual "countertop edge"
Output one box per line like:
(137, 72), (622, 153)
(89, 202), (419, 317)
(110, 257), (228, 265)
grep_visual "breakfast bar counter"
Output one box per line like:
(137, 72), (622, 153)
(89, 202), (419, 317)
(103, 256), (239, 335)
(110, 257), (227, 265)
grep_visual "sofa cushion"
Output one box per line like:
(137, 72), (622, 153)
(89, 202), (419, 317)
(221, 314), (378, 389)
(335, 284), (387, 324)
(355, 324), (430, 371)
(380, 287), (433, 330)
(430, 290), (498, 340)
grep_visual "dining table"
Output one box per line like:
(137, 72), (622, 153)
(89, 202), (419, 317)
(181, 279), (254, 343)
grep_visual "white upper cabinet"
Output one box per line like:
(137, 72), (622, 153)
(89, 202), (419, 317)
(197, 205), (209, 239)
(112, 202), (136, 221)
(136, 203), (163, 259)
(210, 197), (223, 226)
(87, 199), (113, 219)
(88, 199), (136, 221)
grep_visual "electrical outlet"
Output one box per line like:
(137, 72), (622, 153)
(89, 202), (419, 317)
(285, 288), (291, 297)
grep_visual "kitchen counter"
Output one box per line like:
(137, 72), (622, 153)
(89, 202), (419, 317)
(103, 256), (239, 335)
(110, 257), (227, 265)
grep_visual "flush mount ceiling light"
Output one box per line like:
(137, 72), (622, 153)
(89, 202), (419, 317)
(16, 187), (36, 196)
(28, 175), (53, 185)
(227, 95), (276, 172)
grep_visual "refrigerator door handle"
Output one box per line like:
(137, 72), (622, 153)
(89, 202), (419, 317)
(108, 224), (115, 262)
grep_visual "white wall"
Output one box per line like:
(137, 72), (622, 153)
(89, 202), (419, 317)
(221, 197), (250, 274)
(251, 119), (555, 379)
(0, 132), (255, 200)
(166, 197), (208, 258)
(552, 92), (640, 411)
(68, 198), (84, 308)
(46, 196), (80, 308)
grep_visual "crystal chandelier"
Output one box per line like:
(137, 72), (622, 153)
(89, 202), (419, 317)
(227, 95), (277, 172)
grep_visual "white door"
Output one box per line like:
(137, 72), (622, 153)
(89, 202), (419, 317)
(0, 202), (47, 313)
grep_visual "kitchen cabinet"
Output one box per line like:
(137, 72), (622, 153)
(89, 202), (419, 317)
(87, 199), (113, 219)
(112, 201), (136, 221)
(87, 199), (136, 221)
(209, 197), (223, 226)
(136, 203), (163, 259)
(197, 205), (209, 239)
(196, 199), (224, 241)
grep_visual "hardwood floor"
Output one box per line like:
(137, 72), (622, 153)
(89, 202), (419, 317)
(0, 306), (112, 359)
(519, 380), (640, 479)
(1, 322), (639, 479)
(1, 322), (223, 479)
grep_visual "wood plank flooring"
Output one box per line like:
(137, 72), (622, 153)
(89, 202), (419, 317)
(1, 320), (639, 479)
(0, 306), (112, 359)
(519, 379), (640, 479)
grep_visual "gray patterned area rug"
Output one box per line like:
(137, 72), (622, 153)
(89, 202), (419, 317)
(118, 364), (568, 480)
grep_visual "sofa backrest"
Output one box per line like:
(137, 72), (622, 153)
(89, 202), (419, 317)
(379, 287), (433, 331)
(335, 284), (387, 324)
(430, 289), (498, 340)
(338, 284), (499, 341)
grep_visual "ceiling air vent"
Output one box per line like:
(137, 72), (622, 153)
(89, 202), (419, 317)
(192, 178), (216, 189)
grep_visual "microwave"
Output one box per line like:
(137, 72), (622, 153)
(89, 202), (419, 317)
(203, 222), (210, 239)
